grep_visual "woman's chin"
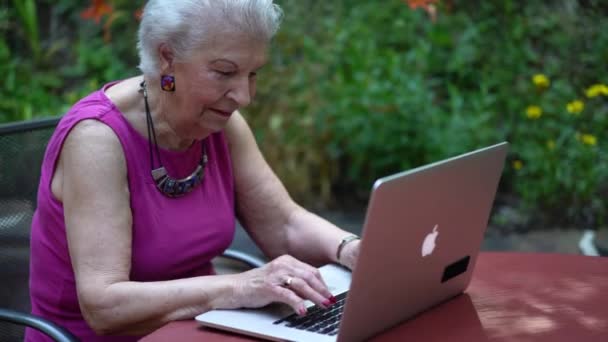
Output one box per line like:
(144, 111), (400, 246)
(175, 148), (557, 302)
(195, 124), (223, 138)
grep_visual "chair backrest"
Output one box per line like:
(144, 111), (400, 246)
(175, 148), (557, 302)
(0, 117), (60, 341)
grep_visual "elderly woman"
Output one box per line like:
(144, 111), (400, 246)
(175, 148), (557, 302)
(26, 1), (360, 341)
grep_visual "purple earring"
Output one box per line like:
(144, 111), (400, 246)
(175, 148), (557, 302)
(160, 75), (176, 92)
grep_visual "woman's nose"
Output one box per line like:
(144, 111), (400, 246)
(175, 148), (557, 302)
(228, 78), (252, 108)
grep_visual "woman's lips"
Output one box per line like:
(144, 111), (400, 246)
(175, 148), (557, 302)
(209, 108), (233, 117)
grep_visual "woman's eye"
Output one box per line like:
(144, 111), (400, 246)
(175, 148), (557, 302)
(249, 72), (257, 78)
(216, 70), (234, 77)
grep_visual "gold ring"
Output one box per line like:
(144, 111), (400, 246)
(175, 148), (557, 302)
(283, 276), (294, 287)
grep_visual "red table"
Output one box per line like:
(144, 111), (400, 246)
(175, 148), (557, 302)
(142, 252), (608, 341)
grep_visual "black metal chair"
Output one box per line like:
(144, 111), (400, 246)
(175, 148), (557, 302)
(0, 117), (265, 341)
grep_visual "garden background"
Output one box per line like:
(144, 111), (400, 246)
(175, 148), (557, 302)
(2, 0), (607, 239)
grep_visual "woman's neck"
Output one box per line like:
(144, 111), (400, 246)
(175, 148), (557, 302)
(142, 79), (195, 151)
(105, 76), (195, 151)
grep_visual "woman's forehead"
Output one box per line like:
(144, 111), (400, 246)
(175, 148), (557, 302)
(192, 34), (268, 67)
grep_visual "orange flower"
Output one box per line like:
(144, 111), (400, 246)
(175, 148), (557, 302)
(403, 0), (439, 22)
(81, 0), (113, 24)
(404, 0), (439, 10)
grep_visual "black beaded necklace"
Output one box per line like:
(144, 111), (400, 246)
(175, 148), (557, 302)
(140, 81), (208, 198)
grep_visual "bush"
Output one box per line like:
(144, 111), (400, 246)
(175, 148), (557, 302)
(1, 0), (607, 227)
(256, 0), (608, 226)
(0, 0), (137, 121)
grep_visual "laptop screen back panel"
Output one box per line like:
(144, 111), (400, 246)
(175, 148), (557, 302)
(337, 143), (508, 342)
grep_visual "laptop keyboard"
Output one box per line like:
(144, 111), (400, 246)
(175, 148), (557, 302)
(273, 291), (348, 336)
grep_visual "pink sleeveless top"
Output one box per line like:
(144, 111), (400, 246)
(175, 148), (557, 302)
(26, 82), (235, 341)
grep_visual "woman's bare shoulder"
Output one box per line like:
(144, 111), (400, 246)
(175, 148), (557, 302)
(224, 110), (252, 150)
(63, 119), (125, 161)
(52, 119), (127, 201)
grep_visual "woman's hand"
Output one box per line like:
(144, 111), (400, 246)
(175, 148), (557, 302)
(230, 255), (337, 315)
(338, 239), (361, 271)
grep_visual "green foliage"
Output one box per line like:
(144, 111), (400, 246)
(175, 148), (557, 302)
(0, 0), (137, 122)
(11, 0), (40, 61)
(253, 0), (608, 225)
(512, 79), (608, 225)
(1, 0), (607, 227)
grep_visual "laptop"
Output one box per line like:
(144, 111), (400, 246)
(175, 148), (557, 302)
(196, 142), (508, 342)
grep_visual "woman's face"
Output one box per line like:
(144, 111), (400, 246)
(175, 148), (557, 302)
(160, 31), (268, 140)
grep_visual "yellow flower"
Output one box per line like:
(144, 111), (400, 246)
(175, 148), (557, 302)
(512, 160), (523, 170)
(581, 134), (597, 146)
(566, 100), (584, 115)
(546, 139), (556, 150)
(585, 84), (608, 98)
(532, 74), (550, 89)
(526, 105), (542, 119)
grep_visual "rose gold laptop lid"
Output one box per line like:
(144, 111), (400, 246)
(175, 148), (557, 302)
(337, 142), (508, 342)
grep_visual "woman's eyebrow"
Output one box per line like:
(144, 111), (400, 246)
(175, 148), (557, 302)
(209, 58), (267, 72)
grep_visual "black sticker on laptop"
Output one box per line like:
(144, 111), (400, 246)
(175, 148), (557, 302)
(441, 255), (470, 283)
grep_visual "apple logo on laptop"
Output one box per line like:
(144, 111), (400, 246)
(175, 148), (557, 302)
(421, 224), (439, 257)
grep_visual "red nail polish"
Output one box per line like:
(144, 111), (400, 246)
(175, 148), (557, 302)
(322, 299), (332, 307)
(329, 296), (337, 304)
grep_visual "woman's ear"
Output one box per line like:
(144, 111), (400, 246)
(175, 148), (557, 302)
(158, 43), (175, 74)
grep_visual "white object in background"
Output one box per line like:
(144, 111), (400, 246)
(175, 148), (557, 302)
(579, 230), (599, 256)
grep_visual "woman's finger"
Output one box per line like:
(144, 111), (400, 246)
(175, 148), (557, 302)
(272, 284), (308, 316)
(292, 268), (333, 300)
(269, 255), (336, 308)
(283, 275), (334, 309)
(280, 256), (333, 298)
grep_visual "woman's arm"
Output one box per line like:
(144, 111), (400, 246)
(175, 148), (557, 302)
(58, 119), (336, 336)
(59, 120), (243, 335)
(225, 112), (360, 269)
(282, 208), (361, 270)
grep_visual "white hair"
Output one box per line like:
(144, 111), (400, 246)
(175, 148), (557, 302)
(137, 0), (283, 77)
